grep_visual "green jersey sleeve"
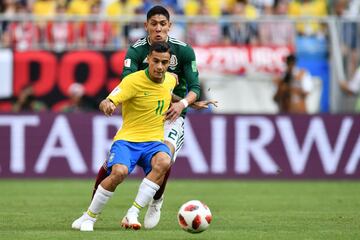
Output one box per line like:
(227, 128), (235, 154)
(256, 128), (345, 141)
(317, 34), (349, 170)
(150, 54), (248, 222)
(181, 46), (201, 100)
(121, 47), (142, 79)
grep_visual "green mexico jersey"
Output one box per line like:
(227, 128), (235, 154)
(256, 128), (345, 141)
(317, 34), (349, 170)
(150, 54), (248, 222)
(121, 36), (201, 115)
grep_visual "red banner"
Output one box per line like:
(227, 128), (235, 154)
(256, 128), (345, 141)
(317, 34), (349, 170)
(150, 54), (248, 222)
(194, 45), (293, 74)
(0, 46), (292, 109)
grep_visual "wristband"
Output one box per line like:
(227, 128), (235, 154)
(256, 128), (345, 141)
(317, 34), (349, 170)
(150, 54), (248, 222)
(180, 99), (189, 108)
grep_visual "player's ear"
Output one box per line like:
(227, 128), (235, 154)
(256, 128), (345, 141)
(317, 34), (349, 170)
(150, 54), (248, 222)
(168, 21), (172, 29)
(144, 22), (148, 32)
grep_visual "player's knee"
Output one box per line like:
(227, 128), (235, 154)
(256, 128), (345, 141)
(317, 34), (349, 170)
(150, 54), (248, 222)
(152, 153), (171, 174)
(110, 164), (128, 183)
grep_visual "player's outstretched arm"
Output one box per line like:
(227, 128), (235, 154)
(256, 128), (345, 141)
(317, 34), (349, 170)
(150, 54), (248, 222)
(339, 80), (354, 96)
(99, 99), (116, 117)
(171, 93), (218, 110)
(190, 100), (218, 110)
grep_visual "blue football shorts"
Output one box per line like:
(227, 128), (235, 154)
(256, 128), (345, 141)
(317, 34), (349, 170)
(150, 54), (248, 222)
(106, 140), (171, 175)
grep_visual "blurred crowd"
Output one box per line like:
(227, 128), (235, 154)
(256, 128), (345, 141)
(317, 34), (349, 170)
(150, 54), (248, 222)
(0, 0), (352, 51)
(0, 0), (359, 114)
(7, 82), (98, 113)
(0, 0), (333, 19)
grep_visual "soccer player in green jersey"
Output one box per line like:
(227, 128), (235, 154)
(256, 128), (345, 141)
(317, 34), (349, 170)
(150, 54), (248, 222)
(90, 5), (216, 229)
(72, 42), (177, 231)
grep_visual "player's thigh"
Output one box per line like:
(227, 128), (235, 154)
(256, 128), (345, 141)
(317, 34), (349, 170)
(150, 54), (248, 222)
(139, 142), (172, 175)
(164, 116), (184, 161)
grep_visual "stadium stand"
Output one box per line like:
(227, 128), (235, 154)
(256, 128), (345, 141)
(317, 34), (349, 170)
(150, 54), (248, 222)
(0, 0), (358, 113)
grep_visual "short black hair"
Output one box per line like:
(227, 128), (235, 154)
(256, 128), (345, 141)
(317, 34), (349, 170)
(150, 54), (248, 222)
(147, 5), (170, 21)
(149, 41), (172, 55)
(286, 54), (296, 65)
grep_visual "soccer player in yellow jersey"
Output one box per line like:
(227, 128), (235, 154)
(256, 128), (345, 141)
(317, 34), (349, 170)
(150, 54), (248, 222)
(89, 6), (217, 230)
(72, 41), (177, 231)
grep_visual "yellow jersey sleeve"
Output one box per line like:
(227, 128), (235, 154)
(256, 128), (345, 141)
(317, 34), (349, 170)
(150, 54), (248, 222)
(107, 77), (136, 106)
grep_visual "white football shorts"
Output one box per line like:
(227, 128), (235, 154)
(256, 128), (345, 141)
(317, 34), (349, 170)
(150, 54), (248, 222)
(164, 116), (185, 163)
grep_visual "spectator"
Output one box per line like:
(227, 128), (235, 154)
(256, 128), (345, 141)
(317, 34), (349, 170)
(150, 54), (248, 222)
(0, 1), (4, 12)
(106, 0), (141, 16)
(183, 0), (223, 17)
(80, 2), (112, 48)
(222, 0), (258, 45)
(122, 6), (147, 45)
(45, 3), (75, 51)
(141, 0), (182, 14)
(1, 0), (17, 45)
(186, 5), (222, 46)
(258, 0), (296, 46)
(1, 0), (17, 16)
(52, 83), (97, 112)
(288, 0), (328, 37)
(339, 65), (360, 112)
(107, 0), (146, 45)
(32, 0), (58, 46)
(167, 5), (186, 41)
(106, 0), (139, 47)
(2, 2), (40, 51)
(333, 0), (360, 78)
(12, 84), (48, 112)
(273, 54), (313, 113)
(67, 0), (92, 16)
(249, 0), (274, 15)
(32, 0), (56, 16)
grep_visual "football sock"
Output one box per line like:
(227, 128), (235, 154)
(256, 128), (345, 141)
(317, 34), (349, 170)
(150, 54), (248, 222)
(129, 178), (160, 214)
(153, 167), (171, 200)
(88, 184), (113, 216)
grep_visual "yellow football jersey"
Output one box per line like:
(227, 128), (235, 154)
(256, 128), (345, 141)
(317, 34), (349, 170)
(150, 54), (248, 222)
(107, 69), (176, 142)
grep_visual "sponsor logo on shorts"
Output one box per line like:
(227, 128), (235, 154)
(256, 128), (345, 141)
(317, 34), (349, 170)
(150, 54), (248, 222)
(108, 153), (115, 163)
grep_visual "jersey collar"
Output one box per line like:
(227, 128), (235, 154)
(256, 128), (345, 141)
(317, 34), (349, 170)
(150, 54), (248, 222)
(145, 68), (151, 79)
(145, 68), (165, 83)
(147, 36), (169, 45)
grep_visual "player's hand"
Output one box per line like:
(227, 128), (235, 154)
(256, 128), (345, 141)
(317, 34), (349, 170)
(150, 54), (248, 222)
(339, 80), (354, 95)
(190, 100), (218, 110)
(164, 101), (185, 122)
(99, 99), (116, 116)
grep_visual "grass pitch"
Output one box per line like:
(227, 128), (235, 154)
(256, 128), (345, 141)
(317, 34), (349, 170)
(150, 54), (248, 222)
(0, 179), (359, 240)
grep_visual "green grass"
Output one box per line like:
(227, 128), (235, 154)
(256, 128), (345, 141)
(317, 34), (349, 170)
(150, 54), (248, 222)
(0, 179), (359, 240)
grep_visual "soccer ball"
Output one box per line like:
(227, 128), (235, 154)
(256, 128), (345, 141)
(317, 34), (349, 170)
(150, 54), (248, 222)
(177, 200), (212, 233)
